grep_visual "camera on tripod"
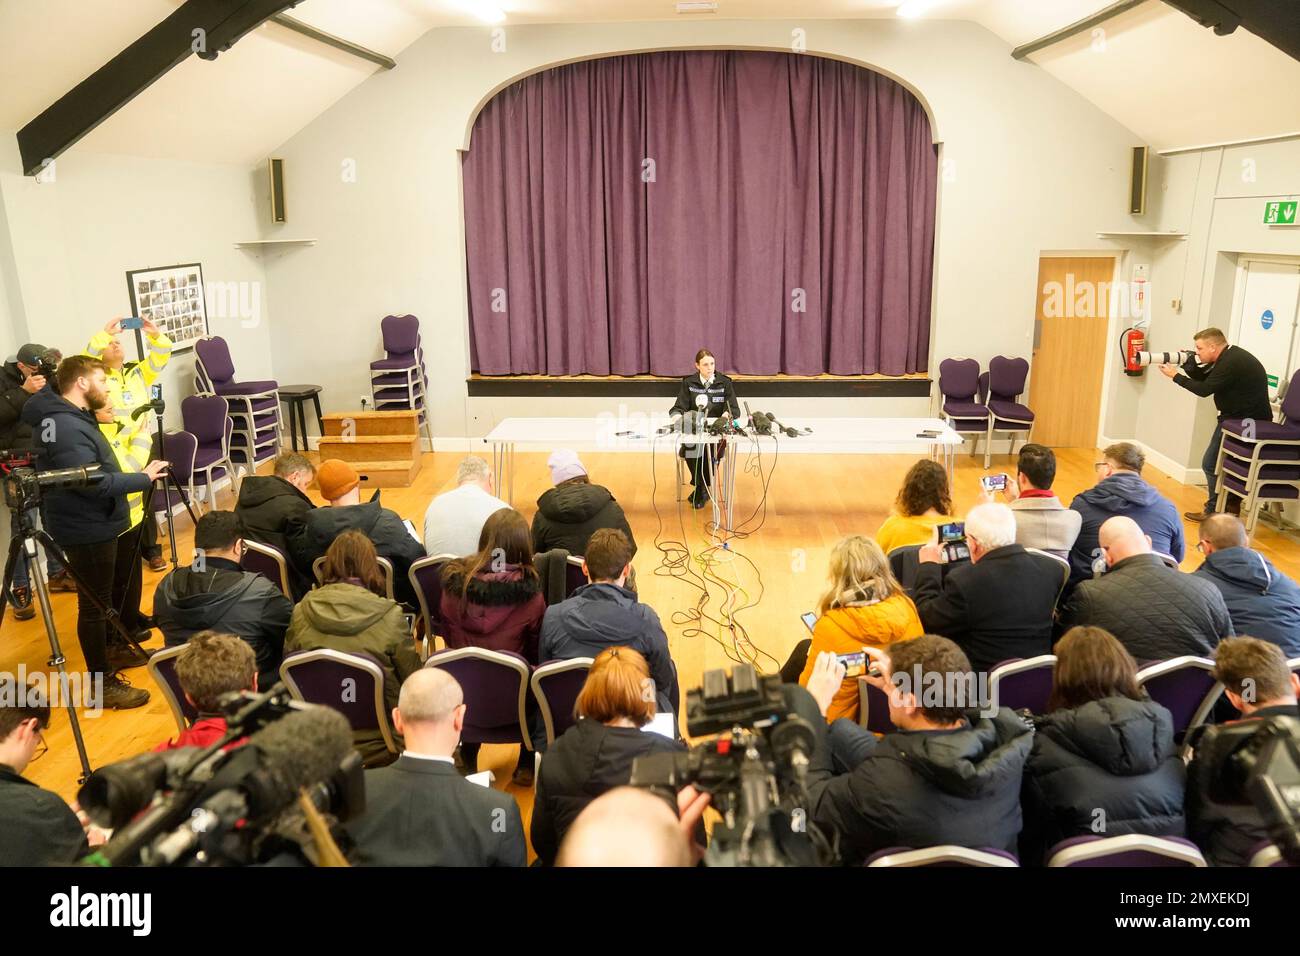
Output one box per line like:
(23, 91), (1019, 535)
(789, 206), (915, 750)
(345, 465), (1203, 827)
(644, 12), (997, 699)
(629, 664), (835, 866)
(0, 450), (103, 512)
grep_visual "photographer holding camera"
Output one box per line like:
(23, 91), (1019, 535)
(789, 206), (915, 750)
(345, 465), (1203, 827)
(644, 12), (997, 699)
(1158, 327), (1271, 522)
(85, 316), (173, 572)
(21, 355), (168, 710)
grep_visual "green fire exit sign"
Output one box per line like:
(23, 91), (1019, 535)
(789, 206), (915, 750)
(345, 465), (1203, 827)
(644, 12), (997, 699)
(1264, 200), (1298, 225)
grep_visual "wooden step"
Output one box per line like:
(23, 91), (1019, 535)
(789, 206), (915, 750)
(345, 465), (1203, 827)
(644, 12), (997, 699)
(322, 410), (419, 437)
(311, 458), (422, 489)
(317, 434), (419, 463)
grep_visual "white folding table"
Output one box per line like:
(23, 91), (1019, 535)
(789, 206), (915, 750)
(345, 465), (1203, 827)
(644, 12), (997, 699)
(482, 416), (963, 534)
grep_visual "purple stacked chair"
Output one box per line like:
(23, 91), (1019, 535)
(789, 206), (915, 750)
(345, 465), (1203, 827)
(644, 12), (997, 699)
(564, 556), (588, 598)
(977, 355), (1035, 468)
(938, 358), (990, 461)
(241, 540), (291, 595)
(1047, 835), (1206, 867)
(988, 655), (1057, 714)
(153, 431), (199, 546)
(409, 555), (455, 647)
(1215, 369), (1300, 535)
(279, 649), (400, 764)
(146, 645), (199, 733)
(194, 336), (281, 473)
(531, 657), (595, 745)
(370, 314), (433, 446)
(179, 396), (237, 510)
(1136, 657), (1221, 747)
(425, 647), (532, 754)
(856, 677), (896, 734)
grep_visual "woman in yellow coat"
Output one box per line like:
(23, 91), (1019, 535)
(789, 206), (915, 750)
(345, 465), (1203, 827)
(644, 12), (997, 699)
(797, 535), (924, 723)
(875, 459), (957, 555)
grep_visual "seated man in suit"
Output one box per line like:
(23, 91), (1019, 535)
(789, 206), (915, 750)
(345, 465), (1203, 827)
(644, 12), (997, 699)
(153, 511), (294, 691)
(345, 668), (526, 866)
(539, 528), (677, 715)
(1067, 442), (1184, 588)
(1186, 637), (1300, 866)
(985, 443), (1082, 561)
(1194, 514), (1300, 658)
(911, 503), (1062, 673)
(1058, 516), (1232, 662)
(0, 676), (93, 865)
(805, 638), (1033, 866)
(286, 459), (425, 608)
(234, 452), (316, 598)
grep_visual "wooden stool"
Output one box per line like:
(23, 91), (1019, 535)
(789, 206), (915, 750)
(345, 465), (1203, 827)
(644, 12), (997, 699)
(278, 384), (323, 452)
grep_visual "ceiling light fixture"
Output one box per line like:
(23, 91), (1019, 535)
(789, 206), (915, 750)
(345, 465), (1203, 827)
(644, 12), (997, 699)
(896, 0), (930, 18)
(461, 1), (506, 24)
(676, 2), (719, 13)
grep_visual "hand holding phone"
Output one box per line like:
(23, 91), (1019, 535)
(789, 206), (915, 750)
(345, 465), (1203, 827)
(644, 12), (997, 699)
(120, 316), (144, 331)
(979, 473), (1008, 493)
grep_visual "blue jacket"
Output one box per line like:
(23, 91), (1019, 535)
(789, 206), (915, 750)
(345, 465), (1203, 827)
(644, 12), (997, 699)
(540, 582), (679, 712)
(21, 388), (151, 546)
(1068, 473), (1184, 586)
(1195, 547), (1300, 658)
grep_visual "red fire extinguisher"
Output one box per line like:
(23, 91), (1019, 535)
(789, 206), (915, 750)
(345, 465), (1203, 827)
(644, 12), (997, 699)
(1120, 328), (1145, 377)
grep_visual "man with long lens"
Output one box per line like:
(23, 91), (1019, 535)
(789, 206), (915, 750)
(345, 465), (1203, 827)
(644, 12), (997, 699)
(85, 317), (173, 572)
(1159, 327), (1271, 522)
(0, 343), (72, 620)
(22, 355), (168, 710)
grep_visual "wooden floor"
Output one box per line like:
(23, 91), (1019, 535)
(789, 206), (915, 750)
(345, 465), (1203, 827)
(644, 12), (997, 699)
(8, 444), (1299, 849)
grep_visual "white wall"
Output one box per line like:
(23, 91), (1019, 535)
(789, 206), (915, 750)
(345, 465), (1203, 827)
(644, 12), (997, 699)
(1101, 136), (1300, 480)
(0, 139), (274, 428)
(260, 18), (1150, 442)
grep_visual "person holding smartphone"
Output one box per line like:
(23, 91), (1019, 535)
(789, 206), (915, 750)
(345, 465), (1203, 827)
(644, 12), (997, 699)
(84, 316), (173, 572)
(978, 444), (1081, 562)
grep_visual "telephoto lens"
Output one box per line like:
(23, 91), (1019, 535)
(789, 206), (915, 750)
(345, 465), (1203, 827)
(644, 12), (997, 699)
(79, 751), (193, 830)
(1136, 350), (1195, 367)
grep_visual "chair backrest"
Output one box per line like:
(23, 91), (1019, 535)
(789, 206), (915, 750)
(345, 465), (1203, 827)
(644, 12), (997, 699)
(157, 430), (198, 494)
(988, 355), (1029, 400)
(1248, 841), (1291, 867)
(988, 655), (1057, 714)
(278, 649), (399, 754)
(866, 846), (1019, 868)
(241, 540), (290, 595)
(314, 554), (395, 600)
(1047, 834), (1207, 867)
(565, 555), (588, 597)
(381, 314), (421, 356)
(857, 676), (896, 734)
(532, 657), (595, 745)
(147, 644), (199, 734)
(1281, 368), (1300, 423)
(887, 544), (923, 593)
(425, 647), (531, 748)
(938, 358), (981, 402)
(1153, 551), (1180, 570)
(1290, 656), (1300, 675)
(1025, 548), (1071, 605)
(409, 554), (456, 641)
(1136, 657), (1222, 739)
(194, 336), (236, 387)
(181, 394), (231, 446)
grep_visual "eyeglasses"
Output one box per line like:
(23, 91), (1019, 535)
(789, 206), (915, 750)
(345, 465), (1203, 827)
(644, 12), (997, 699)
(30, 728), (47, 763)
(1196, 541), (1206, 554)
(1093, 461), (1110, 472)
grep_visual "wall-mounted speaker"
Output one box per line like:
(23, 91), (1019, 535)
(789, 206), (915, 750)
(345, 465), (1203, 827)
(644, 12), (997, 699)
(268, 157), (286, 223)
(1129, 146), (1148, 216)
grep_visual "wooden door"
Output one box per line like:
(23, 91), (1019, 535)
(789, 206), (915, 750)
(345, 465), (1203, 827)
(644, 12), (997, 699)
(1027, 256), (1114, 447)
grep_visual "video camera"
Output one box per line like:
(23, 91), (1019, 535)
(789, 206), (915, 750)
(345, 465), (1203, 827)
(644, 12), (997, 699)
(629, 664), (836, 866)
(0, 450), (103, 512)
(79, 684), (363, 867)
(1190, 714), (1300, 865)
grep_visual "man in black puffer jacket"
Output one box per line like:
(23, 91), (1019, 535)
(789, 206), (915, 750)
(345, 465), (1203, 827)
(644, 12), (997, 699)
(532, 450), (635, 559)
(1193, 515), (1300, 658)
(805, 636), (1033, 865)
(1059, 516), (1232, 663)
(235, 452), (316, 598)
(154, 512), (293, 690)
(1020, 626), (1185, 865)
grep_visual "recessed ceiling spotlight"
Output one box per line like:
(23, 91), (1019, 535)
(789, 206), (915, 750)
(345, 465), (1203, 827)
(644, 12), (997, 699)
(676, 1), (720, 13)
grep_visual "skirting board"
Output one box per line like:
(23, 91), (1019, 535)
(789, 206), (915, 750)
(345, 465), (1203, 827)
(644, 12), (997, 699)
(1099, 435), (1204, 486)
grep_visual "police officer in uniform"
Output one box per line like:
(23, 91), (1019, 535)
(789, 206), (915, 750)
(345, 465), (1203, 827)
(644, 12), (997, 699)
(669, 349), (741, 509)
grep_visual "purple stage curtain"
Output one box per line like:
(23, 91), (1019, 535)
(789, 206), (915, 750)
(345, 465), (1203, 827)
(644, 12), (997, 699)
(463, 51), (937, 377)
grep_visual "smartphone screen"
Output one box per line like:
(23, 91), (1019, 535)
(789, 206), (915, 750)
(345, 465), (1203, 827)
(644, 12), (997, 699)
(980, 474), (1007, 491)
(150, 384), (162, 401)
(939, 521), (966, 543)
(800, 611), (817, 633)
(836, 651), (867, 678)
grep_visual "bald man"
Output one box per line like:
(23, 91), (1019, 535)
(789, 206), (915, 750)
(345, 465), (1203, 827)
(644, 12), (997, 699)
(1058, 516), (1232, 661)
(1193, 514), (1300, 657)
(557, 786), (708, 867)
(345, 669), (525, 866)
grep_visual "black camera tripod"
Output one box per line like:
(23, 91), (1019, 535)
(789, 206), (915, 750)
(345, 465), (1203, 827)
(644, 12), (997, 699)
(0, 495), (149, 784)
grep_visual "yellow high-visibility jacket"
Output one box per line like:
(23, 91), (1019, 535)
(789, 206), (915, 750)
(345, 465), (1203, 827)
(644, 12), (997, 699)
(84, 329), (173, 437)
(104, 418), (155, 530)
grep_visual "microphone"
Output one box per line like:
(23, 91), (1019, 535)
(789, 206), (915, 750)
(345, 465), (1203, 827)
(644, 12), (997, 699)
(240, 706), (354, 820)
(766, 411), (805, 438)
(750, 410), (772, 435)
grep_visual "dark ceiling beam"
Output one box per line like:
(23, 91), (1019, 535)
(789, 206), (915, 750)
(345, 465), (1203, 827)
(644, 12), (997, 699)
(16, 0), (301, 176)
(1160, 0), (1300, 62)
(269, 13), (396, 70)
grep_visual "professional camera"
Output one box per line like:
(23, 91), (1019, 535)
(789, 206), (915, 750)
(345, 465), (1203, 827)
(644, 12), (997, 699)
(32, 348), (58, 380)
(0, 452), (103, 512)
(630, 664), (837, 866)
(79, 685), (362, 867)
(1136, 349), (1196, 367)
(1190, 714), (1300, 865)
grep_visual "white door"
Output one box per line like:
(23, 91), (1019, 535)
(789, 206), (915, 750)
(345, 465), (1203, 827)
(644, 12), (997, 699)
(1233, 259), (1300, 400)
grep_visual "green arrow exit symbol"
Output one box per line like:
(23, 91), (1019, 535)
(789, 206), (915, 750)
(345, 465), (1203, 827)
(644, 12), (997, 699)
(1265, 200), (1298, 225)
